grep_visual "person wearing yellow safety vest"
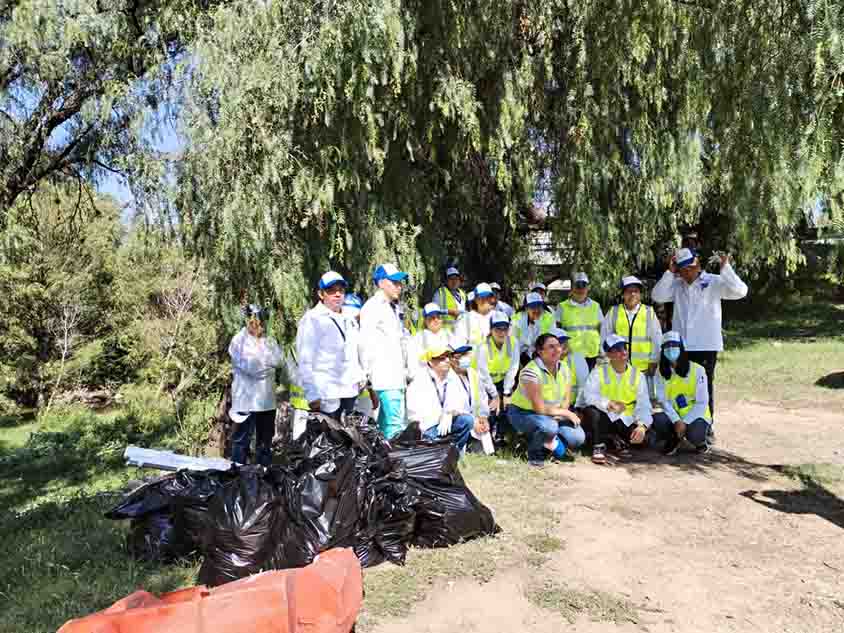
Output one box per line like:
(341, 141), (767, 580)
(601, 275), (663, 384)
(283, 342), (311, 440)
(476, 311), (520, 444)
(652, 331), (712, 455)
(432, 266), (467, 331)
(449, 344), (495, 454)
(513, 292), (557, 364)
(450, 282), (496, 350)
(406, 302), (451, 382)
(405, 345), (477, 454)
(557, 272), (603, 370)
(506, 333), (585, 468)
(342, 293), (380, 420)
(582, 334), (653, 464)
(551, 327), (589, 411)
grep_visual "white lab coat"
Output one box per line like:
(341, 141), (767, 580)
(583, 364), (653, 427)
(360, 290), (407, 391)
(651, 264), (748, 352)
(228, 328), (283, 419)
(295, 302), (364, 413)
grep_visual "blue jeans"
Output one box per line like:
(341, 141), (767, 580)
(506, 405), (586, 462)
(652, 412), (710, 447)
(376, 389), (406, 439)
(422, 414), (474, 452)
(231, 409), (276, 466)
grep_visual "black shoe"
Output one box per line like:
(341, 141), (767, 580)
(696, 442), (710, 455)
(663, 436), (679, 456)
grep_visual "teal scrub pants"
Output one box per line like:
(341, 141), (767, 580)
(375, 389), (406, 439)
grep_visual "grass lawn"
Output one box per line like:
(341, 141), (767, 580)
(0, 299), (842, 633)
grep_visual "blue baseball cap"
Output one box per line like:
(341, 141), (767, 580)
(423, 302), (446, 318)
(524, 292), (544, 308)
(343, 293), (363, 309)
(662, 331), (683, 347)
(603, 333), (627, 352)
(551, 327), (570, 341)
(449, 344), (473, 355)
(489, 310), (510, 328)
(620, 275), (644, 290)
(446, 266), (461, 278)
(319, 270), (348, 290)
(675, 247), (696, 269)
(475, 282), (494, 299)
(373, 263), (408, 283)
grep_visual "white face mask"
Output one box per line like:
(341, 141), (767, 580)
(458, 356), (472, 370)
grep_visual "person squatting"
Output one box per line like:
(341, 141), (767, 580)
(229, 248), (747, 468)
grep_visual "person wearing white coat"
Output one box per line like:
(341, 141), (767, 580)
(295, 271), (365, 419)
(228, 304), (283, 466)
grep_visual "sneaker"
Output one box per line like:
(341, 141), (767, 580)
(592, 444), (607, 464)
(706, 426), (716, 444)
(609, 437), (631, 458)
(696, 442), (710, 455)
(679, 436), (696, 452)
(662, 436), (679, 456)
(528, 459), (546, 469)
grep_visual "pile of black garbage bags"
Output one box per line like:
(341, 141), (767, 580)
(105, 414), (500, 586)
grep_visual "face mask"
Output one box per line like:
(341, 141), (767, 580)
(458, 356), (472, 370)
(663, 348), (681, 363)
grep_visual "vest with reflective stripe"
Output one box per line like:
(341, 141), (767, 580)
(514, 311), (556, 347)
(486, 335), (517, 383)
(611, 304), (654, 371)
(511, 360), (570, 412)
(558, 301), (602, 358)
(460, 367), (482, 417)
(665, 362), (712, 421)
(564, 354), (578, 402)
(286, 346), (309, 410)
(435, 287), (466, 326)
(599, 364), (641, 417)
(459, 311), (487, 347)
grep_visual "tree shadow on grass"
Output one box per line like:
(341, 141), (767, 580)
(620, 446), (777, 483)
(816, 371), (844, 390)
(740, 479), (844, 531)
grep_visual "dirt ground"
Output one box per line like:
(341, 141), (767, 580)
(369, 400), (844, 633)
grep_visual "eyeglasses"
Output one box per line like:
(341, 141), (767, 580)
(429, 355), (451, 364)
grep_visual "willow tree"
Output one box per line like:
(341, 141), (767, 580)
(175, 0), (844, 334)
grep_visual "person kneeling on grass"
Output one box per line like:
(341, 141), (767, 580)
(652, 331), (712, 455)
(506, 333), (585, 468)
(582, 333), (653, 464)
(406, 346), (475, 453)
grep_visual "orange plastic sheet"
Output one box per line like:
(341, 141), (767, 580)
(57, 548), (362, 633)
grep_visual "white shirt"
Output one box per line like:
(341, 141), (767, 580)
(654, 362), (710, 423)
(476, 336), (520, 395)
(228, 328), (283, 417)
(406, 328), (450, 382)
(600, 303), (664, 363)
(449, 310), (491, 349)
(651, 264), (748, 352)
(295, 302), (364, 412)
(563, 351), (590, 408)
(583, 363), (653, 427)
(407, 368), (475, 431)
(360, 290), (407, 391)
(555, 297), (604, 329)
(513, 312), (541, 357)
(432, 286), (466, 314)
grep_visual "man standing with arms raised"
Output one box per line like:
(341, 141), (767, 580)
(652, 247), (748, 425)
(360, 263), (410, 439)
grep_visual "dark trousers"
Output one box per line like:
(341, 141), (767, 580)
(687, 351), (718, 417)
(325, 396), (358, 420)
(581, 406), (635, 448)
(652, 412), (710, 447)
(231, 409), (276, 466)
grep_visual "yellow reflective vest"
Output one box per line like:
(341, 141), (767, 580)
(664, 362), (712, 421)
(598, 363), (642, 418)
(510, 360), (570, 412)
(610, 304), (654, 371)
(435, 286), (466, 327)
(558, 300), (602, 358)
(486, 335), (517, 383)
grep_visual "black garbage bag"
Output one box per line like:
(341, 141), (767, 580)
(198, 468), (285, 586)
(127, 512), (192, 561)
(106, 469), (233, 560)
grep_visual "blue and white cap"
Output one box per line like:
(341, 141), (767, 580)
(524, 291), (544, 307)
(620, 275), (644, 289)
(446, 266), (461, 277)
(531, 282), (547, 292)
(603, 333), (627, 352)
(551, 327), (570, 341)
(475, 282), (494, 298)
(342, 293), (363, 317)
(467, 290), (476, 303)
(675, 247), (696, 269)
(489, 310), (510, 328)
(490, 282), (502, 291)
(373, 263), (408, 283)
(573, 272), (589, 285)
(662, 330), (683, 347)
(423, 302), (446, 318)
(319, 270), (348, 290)
(449, 344), (472, 354)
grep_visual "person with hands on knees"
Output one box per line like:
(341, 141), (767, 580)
(506, 333), (585, 468)
(652, 331), (712, 455)
(449, 343), (495, 454)
(406, 346), (474, 454)
(582, 333), (653, 464)
(295, 271), (365, 420)
(228, 304), (283, 466)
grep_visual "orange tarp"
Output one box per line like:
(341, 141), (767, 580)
(57, 548), (362, 633)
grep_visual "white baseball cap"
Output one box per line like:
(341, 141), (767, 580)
(319, 270), (348, 289)
(475, 282), (494, 298)
(675, 248), (696, 268)
(524, 292), (544, 307)
(603, 333), (627, 352)
(423, 302), (447, 318)
(489, 310), (510, 327)
(446, 266), (461, 277)
(620, 275), (644, 289)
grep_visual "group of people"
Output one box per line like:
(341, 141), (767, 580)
(227, 247), (748, 468)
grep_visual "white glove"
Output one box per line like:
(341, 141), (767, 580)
(437, 412), (453, 437)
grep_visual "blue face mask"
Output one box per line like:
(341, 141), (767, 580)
(663, 347), (681, 363)
(458, 356), (472, 370)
